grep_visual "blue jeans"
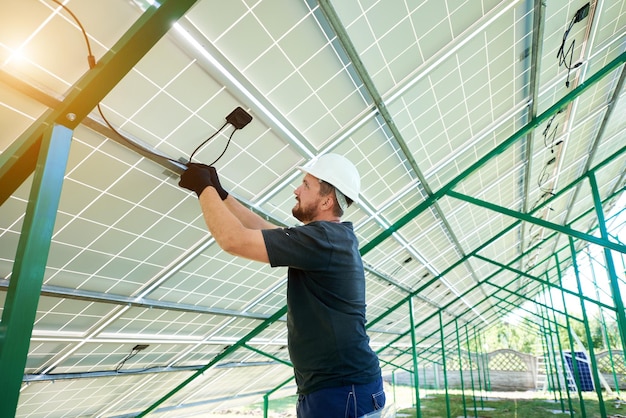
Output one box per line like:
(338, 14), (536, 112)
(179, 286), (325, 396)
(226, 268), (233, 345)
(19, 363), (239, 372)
(296, 376), (385, 418)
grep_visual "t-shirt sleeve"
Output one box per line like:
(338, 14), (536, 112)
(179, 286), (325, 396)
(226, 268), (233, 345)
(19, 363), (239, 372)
(262, 225), (332, 271)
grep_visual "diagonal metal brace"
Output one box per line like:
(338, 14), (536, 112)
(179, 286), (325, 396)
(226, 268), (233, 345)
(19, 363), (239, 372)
(0, 0), (199, 206)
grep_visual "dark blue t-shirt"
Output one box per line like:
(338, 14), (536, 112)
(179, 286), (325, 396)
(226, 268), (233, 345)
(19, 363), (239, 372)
(262, 221), (381, 394)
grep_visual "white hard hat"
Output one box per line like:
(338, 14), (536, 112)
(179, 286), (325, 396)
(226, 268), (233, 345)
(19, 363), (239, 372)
(298, 153), (361, 204)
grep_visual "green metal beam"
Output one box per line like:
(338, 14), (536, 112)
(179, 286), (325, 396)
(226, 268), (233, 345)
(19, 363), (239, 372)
(0, 0), (199, 206)
(446, 189), (626, 254)
(262, 375), (295, 418)
(138, 305), (288, 417)
(243, 343), (292, 368)
(0, 1), (201, 415)
(569, 237), (607, 414)
(588, 172), (626, 353)
(473, 253), (617, 312)
(316, 0), (422, 181)
(381, 243), (587, 369)
(408, 298), (422, 417)
(360, 51), (626, 255)
(374, 181), (623, 366)
(439, 312), (451, 416)
(0, 124), (73, 418)
(454, 319), (468, 417)
(544, 278), (574, 415)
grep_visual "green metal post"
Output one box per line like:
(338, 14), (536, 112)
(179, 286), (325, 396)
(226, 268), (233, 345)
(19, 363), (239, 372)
(0, 124), (73, 418)
(261, 375), (294, 418)
(455, 319), (468, 417)
(138, 305), (288, 416)
(568, 237), (606, 417)
(408, 297), (422, 418)
(473, 327), (485, 409)
(465, 325), (479, 417)
(557, 255), (586, 418)
(392, 370), (397, 407)
(412, 369), (417, 408)
(538, 297), (557, 396)
(479, 332), (491, 391)
(541, 287), (558, 395)
(545, 279), (567, 412)
(439, 312), (451, 418)
(587, 246), (621, 396)
(588, 172), (626, 354)
(538, 311), (556, 396)
(554, 254), (577, 417)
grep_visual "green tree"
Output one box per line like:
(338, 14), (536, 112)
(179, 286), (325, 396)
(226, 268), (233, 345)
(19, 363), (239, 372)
(482, 318), (540, 354)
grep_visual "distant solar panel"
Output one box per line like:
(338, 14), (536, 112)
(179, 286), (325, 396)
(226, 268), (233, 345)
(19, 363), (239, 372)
(563, 351), (594, 392)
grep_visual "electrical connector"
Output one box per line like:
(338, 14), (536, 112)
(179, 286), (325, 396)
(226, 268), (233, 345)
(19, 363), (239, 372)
(226, 106), (253, 130)
(574, 3), (590, 23)
(133, 344), (149, 351)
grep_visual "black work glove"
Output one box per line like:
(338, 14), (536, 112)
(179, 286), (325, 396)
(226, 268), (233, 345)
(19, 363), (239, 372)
(207, 165), (229, 200)
(179, 163), (228, 200)
(179, 163), (212, 197)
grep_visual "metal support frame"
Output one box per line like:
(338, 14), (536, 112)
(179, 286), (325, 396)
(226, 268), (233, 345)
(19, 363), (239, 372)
(360, 51), (626, 255)
(0, 124), (73, 417)
(0, 1), (201, 415)
(262, 376), (294, 418)
(546, 284), (571, 412)
(1, 9), (622, 418)
(0, 0), (200, 205)
(446, 189), (626, 254)
(408, 297), (422, 417)
(373, 208), (626, 401)
(568, 237), (607, 416)
(588, 172), (626, 353)
(464, 325), (479, 417)
(454, 319), (468, 417)
(369, 184), (624, 359)
(557, 252), (587, 417)
(472, 327), (485, 410)
(438, 312), (451, 416)
(138, 305), (288, 417)
(372, 191), (620, 360)
(587, 246), (622, 396)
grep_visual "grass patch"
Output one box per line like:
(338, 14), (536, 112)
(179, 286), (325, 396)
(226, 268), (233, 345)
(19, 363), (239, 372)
(397, 392), (626, 418)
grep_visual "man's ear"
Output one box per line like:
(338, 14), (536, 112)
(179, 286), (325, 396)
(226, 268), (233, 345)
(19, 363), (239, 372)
(320, 194), (334, 211)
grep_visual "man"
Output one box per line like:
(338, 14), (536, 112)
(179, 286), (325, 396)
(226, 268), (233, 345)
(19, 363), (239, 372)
(179, 153), (385, 417)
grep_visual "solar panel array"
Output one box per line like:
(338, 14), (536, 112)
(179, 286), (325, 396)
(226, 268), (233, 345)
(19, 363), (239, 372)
(0, 0), (624, 416)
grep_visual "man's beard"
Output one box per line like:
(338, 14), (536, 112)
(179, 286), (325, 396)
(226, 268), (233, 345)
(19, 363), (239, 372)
(292, 199), (318, 223)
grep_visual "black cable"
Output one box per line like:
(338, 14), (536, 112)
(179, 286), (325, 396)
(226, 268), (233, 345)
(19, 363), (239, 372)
(542, 115), (558, 150)
(206, 127), (237, 166)
(50, 0), (96, 68)
(188, 121), (228, 163)
(96, 104), (181, 164)
(556, 3), (590, 88)
(49, 0), (240, 168)
(537, 164), (550, 189)
(556, 17), (578, 88)
(115, 347), (141, 372)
